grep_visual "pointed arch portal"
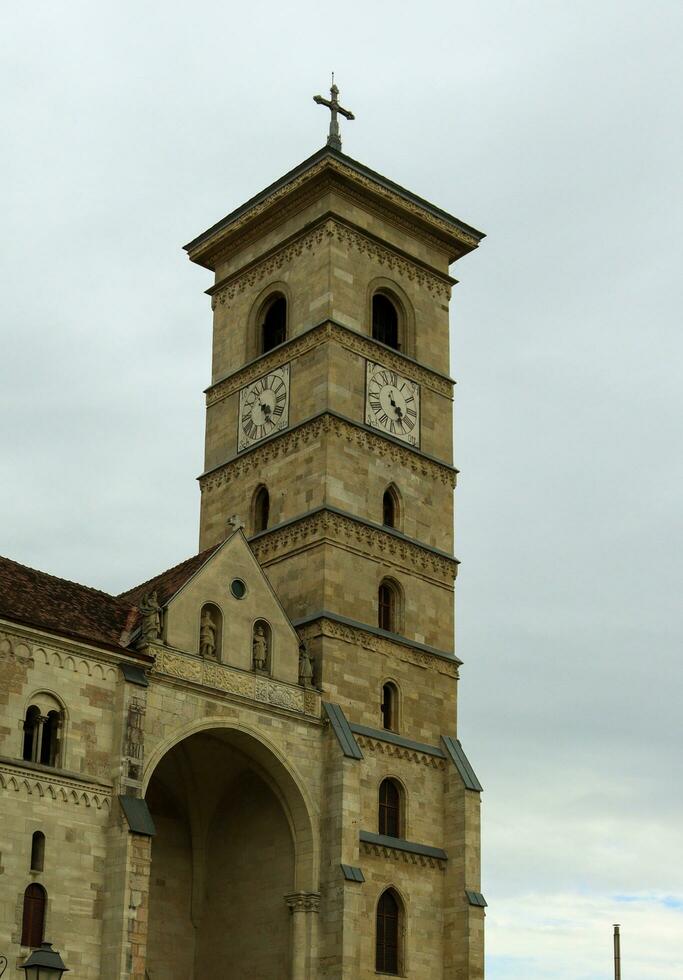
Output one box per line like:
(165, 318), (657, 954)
(144, 726), (317, 979)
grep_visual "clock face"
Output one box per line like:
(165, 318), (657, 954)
(238, 364), (290, 451)
(365, 361), (420, 446)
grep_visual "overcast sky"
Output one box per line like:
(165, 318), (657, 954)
(1, 2), (681, 977)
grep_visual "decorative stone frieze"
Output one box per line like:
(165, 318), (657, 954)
(199, 413), (456, 493)
(250, 509), (457, 584)
(0, 627), (119, 681)
(296, 617), (459, 678)
(354, 735), (447, 770)
(0, 764), (112, 809)
(206, 319), (453, 407)
(152, 649), (320, 717)
(210, 218), (452, 311)
(360, 840), (445, 870)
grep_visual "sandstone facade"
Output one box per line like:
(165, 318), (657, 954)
(0, 145), (486, 978)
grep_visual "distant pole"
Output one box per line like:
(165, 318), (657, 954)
(613, 924), (621, 980)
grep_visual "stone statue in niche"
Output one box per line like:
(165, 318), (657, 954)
(252, 623), (269, 672)
(139, 590), (162, 644)
(200, 608), (217, 659)
(298, 639), (314, 688)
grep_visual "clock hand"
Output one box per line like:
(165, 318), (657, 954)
(387, 390), (403, 420)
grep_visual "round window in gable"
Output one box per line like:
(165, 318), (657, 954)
(230, 578), (247, 599)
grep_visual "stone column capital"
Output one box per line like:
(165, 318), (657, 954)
(285, 891), (321, 914)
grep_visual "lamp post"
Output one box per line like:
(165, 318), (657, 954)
(19, 943), (69, 980)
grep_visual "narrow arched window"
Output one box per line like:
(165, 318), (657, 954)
(383, 486), (400, 529)
(261, 296), (287, 353)
(381, 682), (399, 732)
(372, 293), (400, 350)
(379, 778), (401, 838)
(22, 705), (41, 762)
(378, 580), (400, 633)
(253, 485), (270, 533)
(21, 883), (46, 947)
(30, 831), (45, 872)
(22, 700), (63, 768)
(41, 711), (60, 767)
(376, 889), (401, 975)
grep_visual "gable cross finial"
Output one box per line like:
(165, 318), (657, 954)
(226, 514), (245, 533)
(313, 74), (354, 152)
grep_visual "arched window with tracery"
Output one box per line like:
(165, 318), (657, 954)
(253, 485), (270, 533)
(22, 699), (63, 768)
(379, 778), (402, 838)
(376, 888), (402, 975)
(30, 831), (45, 872)
(382, 485), (400, 529)
(372, 293), (400, 350)
(260, 295), (287, 353)
(378, 579), (401, 633)
(21, 883), (46, 948)
(381, 682), (399, 732)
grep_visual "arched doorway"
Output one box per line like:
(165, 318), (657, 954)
(144, 726), (315, 979)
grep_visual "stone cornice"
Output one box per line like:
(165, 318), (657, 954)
(209, 216), (453, 311)
(198, 411), (456, 492)
(185, 148), (483, 269)
(352, 734), (447, 771)
(152, 647), (320, 719)
(294, 613), (461, 676)
(249, 506), (458, 584)
(205, 318), (454, 407)
(0, 626), (125, 683)
(0, 759), (113, 809)
(359, 831), (447, 869)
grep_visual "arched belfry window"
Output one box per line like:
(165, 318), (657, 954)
(261, 295), (287, 353)
(379, 778), (402, 838)
(21, 883), (46, 947)
(381, 682), (399, 732)
(22, 699), (63, 768)
(382, 485), (400, 529)
(378, 579), (401, 633)
(253, 485), (270, 534)
(22, 705), (41, 762)
(30, 831), (45, 872)
(372, 293), (400, 350)
(376, 888), (402, 975)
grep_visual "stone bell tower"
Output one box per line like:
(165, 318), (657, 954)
(184, 94), (487, 977)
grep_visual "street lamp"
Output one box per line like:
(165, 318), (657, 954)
(19, 943), (69, 980)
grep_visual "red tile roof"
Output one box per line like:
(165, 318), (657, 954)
(0, 543), (222, 652)
(117, 542), (221, 607)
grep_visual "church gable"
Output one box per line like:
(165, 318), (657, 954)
(161, 529), (301, 686)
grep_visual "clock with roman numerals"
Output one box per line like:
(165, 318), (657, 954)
(365, 361), (420, 447)
(238, 364), (290, 451)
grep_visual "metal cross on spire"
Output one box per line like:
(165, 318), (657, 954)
(313, 74), (355, 151)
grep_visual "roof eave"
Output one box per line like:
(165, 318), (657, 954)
(183, 146), (485, 269)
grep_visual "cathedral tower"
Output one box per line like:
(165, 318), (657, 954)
(183, 125), (486, 976)
(187, 144), (483, 737)
(0, 97), (486, 980)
